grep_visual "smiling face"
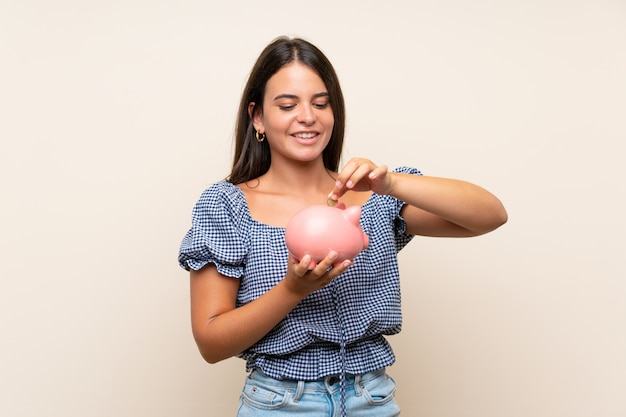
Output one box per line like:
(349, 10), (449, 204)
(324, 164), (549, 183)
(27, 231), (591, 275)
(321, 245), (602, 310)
(252, 62), (335, 165)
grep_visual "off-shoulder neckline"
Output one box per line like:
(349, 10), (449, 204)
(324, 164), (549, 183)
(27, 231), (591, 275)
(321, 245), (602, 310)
(222, 180), (376, 230)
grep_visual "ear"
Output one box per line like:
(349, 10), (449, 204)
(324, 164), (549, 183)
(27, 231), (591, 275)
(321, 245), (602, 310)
(248, 102), (264, 133)
(343, 205), (362, 225)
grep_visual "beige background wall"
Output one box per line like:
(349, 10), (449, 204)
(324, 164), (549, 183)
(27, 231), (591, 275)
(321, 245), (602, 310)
(1, 1), (625, 416)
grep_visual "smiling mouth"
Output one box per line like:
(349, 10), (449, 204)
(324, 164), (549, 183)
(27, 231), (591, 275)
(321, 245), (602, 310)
(293, 132), (317, 139)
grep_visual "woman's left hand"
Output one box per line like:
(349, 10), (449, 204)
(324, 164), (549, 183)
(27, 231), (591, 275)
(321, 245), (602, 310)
(330, 157), (508, 237)
(329, 158), (392, 200)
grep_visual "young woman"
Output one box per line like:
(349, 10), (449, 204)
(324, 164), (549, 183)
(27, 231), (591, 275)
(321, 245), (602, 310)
(179, 36), (507, 417)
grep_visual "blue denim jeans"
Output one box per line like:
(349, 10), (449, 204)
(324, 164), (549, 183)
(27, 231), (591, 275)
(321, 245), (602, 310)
(236, 368), (400, 417)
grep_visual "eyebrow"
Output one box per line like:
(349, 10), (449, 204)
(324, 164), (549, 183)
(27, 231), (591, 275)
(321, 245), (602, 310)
(273, 92), (329, 101)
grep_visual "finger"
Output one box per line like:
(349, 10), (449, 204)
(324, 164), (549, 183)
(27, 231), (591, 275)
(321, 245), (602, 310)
(368, 164), (388, 180)
(292, 254), (313, 276)
(313, 251), (338, 273)
(367, 164), (390, 194)
(327, 259), (354, 279)
(347, 163), (376, 189)
(332, 159), (361, 197)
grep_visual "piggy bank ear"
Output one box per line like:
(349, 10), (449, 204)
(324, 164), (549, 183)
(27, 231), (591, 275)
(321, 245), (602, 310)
(343, 205), (362, 224)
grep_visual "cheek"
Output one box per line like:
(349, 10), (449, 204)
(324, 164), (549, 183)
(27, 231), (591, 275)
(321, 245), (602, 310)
(326, 116), (335, 132)
(265, 112), (292, 130)
(320, 110), (335, 128)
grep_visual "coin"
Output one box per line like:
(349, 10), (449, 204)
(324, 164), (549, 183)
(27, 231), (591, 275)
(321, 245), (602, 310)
(327, 193), (338, 207)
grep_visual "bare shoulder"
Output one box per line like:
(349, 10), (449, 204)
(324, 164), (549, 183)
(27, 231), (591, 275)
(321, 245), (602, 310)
(341, 190), (373, 207)
(236, 176), (373, 227)
(236, 181), (300, 227)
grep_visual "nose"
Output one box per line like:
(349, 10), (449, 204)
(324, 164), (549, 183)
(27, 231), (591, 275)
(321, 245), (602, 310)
(297, 104), (315, 125)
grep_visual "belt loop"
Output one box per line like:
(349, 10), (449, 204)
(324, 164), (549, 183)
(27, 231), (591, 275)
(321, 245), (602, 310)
(354, 373), (363, 396)
(293, 380), (305, 403)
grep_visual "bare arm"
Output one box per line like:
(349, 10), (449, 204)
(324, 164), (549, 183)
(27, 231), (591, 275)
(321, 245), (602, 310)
(387, 173), (508, 236)
(190, 252), (353, 363)
(330, 159), (508, 237)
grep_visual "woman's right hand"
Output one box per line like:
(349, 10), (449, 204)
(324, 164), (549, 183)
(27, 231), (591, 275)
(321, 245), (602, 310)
(284, 251), (353, 297)
(190, 252), (352, 364)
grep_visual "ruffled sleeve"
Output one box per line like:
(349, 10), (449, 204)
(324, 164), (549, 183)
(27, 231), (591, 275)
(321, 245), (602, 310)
(178, 182), (248, 277)
(391, 166), (422, 251)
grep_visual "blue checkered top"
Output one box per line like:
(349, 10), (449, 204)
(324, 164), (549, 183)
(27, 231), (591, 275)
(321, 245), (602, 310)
(179, 166), (421, 380)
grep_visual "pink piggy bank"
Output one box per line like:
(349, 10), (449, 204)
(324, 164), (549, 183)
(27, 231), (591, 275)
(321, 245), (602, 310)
(285, 205), (369, 268)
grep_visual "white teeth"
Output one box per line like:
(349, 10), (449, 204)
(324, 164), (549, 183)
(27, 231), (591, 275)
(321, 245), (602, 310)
(295, 133), (316, 139)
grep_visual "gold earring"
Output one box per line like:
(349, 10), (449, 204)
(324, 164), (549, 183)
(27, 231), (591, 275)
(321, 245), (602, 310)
(255, 131), (266, 142)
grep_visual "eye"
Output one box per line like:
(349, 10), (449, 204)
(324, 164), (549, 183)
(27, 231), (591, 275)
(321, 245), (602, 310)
(278, 104), (296, 111)
(313, 101), (330, 109)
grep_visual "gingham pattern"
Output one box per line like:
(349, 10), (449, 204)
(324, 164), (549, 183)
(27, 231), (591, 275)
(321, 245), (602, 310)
(179, 166), (421, 380)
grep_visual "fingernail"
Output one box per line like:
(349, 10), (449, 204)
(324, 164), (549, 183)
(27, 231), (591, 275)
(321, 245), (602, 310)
(329, 251), (338, 260)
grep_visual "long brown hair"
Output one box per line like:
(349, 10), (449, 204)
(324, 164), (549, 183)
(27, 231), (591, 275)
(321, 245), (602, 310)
(227, 37), (346, 184)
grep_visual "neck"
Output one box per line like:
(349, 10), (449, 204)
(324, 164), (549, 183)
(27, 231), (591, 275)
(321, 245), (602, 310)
(263, 159), (337, 194)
